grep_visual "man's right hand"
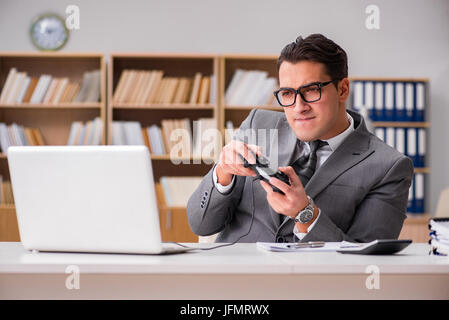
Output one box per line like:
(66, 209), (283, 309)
(215, 140), (262, 186)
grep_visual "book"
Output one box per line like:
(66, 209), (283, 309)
(198, 76), (210, 104)
(67, 121), (83, 145)
(225, 69), (245, 105)
(123, 121), (144, 145)
(146, 71), (164, 104)
(84, 70), (101, 102)
(15, 75), (31, 104)
(32, 128), (45, 145)
(192, 118), (217, 158)
(135, 71), (152, 103)
(42, 78), (59, 104)
(22, 77), (39, 103)
(189, 72), (202, 104)
(127, 70), (145, 103)
(113, 69), (129, 103)
(30, 75), (52, 103)
(6, 72), (27, 104)
(91, 117), (103, 145)
(0, 68), (18, 103)
(147, 125), (165, 155)
(73, 71), (94, 102)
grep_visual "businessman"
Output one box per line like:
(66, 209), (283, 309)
(187, 34), (413, 243)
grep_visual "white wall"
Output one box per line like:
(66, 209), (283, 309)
(1, 0), (449, 214)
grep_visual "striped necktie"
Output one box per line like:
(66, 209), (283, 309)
(291, 140), (328, 187)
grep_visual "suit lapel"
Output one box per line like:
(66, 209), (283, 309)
(274, 116), (299, 168)
(305, 130), (373, 198)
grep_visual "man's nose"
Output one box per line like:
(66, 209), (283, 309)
(293, 93), (310, 113)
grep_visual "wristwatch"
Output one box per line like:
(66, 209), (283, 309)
(292, 196), (315, 224)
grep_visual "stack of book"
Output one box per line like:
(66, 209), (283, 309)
(67, 118), (103, 145)
(351, 80), (426, 122)
(0, 123), (45, 153)
(159, 176), (203, 207)
(0, 68), (101, 104)
(0, 176), (14, 205)
(429, 218), (449, 256)
(225, 69), (278, 106)
(111, 118), (217, 158)
(113, 70), (214, 105)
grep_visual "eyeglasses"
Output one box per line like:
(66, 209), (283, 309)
(273, 80), (337, 107)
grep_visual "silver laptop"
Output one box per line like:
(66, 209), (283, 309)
(7, 145), (192, 254)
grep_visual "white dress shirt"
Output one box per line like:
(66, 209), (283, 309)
(213, 112), (355, 240)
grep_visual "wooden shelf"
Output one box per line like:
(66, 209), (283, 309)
(112, 103), (215, 110)
(373, 122), (430, 128)
(0, 103), (102, 109)
(349, 77), (429, 83)
(414, 167), (430, 174)
(0, 204), (15, 210)
(150, 154), (216, 162)
(224, 105), (282, 111)
(405, 213), (430, 222)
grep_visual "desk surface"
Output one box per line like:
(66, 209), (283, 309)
(1, 242), (448, 275)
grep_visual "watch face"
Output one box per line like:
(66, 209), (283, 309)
(30, 13), (69, 51)
(299, 209), (314, 223)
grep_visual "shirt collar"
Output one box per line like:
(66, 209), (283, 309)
(322, 112), (354, 152)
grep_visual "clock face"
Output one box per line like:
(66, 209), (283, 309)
(30, 13), (69, 51)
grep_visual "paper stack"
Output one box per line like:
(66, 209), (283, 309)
(429, 218), (449, 256)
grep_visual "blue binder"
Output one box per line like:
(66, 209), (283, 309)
(414, 173), (425, 214)
(384, 82), (394, 121)
(415, 82), (425, 122)
(373, 81), (385, 121)
(417, 128), (426, 167)
(405, 82), (415, 122)
(407, 174), (415, 213)
(405, 128), (420, 167)
(395, 82), (406, 121)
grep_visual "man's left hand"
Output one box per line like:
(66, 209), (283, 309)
(259, 166), (309, 218)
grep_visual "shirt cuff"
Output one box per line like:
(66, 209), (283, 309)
(293, 208), (321, 240)
(213, 163), (235, 194)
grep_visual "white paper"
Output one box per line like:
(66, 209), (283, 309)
(256, 241), (359, 252)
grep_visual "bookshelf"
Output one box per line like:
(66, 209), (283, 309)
(109, 53), (221, 242)
(219, 54), (281, 139)
(0, 52), (107, 241)
(349, 77), (430, 241)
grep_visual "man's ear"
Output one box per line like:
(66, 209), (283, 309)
(339, 78), (350, 102)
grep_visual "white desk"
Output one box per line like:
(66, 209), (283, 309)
(0, 242), (448, 299)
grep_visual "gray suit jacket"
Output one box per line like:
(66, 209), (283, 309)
(187, 109), (413, 243)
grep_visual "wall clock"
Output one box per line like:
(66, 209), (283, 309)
(30, 13), (69, 51)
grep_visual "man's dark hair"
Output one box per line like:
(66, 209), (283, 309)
(277, 34), (348, 84)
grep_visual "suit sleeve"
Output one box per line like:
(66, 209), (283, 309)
(300, 156), (413, 243)
(186, 109), (258, 236)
